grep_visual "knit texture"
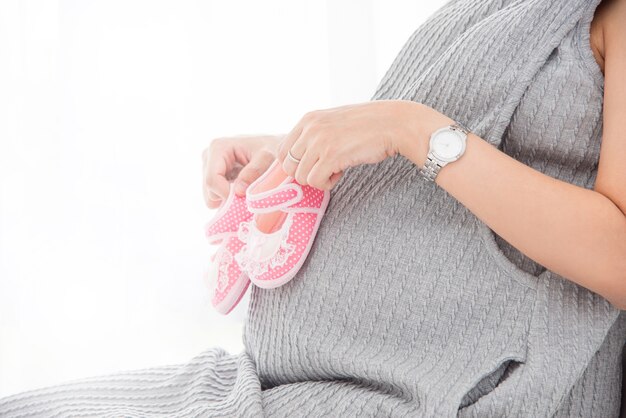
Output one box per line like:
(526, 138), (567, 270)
(1, 0), (624, 416)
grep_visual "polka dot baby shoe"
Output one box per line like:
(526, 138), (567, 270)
(205, 182), (254, 245)
(204, 182), (254, 315)
(203, 233), (251, 315)
(236, 159), (330, 289)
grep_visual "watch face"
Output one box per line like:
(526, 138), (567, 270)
(431, 128), (465, 160)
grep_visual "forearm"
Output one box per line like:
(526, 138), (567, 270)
(401, 103), (626, 309)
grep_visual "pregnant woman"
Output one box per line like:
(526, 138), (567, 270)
(2, 0), (625, 416)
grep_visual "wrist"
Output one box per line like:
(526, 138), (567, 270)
(396, 101), (455, 168)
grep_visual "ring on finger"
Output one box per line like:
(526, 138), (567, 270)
(287, 149), (301, 164)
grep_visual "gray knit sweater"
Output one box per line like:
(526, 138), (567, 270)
(1, 0), (624, 416)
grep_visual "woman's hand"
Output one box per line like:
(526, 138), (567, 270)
(275, 100), (453, 190)
(202, 134), (283, 208)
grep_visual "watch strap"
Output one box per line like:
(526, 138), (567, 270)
(419, 156), (442, 182)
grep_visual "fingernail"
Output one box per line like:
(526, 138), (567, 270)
(234, 180), (248, 195)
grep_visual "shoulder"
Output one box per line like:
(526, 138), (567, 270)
(600, 0), (626, 55)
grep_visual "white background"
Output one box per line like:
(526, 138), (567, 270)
(0, 0), (446, 396)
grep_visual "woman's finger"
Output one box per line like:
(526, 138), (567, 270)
(234, 149), (276, 196)
(307, 158), (336, 190)
(282, 131), (308, 177)
(276, 116), (306, 164)
(202, 143), (231, 203)
(327, 171), (344, 189)
(293, 145), (318, 185)
(203, 180), (223, 209)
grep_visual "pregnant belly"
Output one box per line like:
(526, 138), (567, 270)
(243, 155), (538, 416)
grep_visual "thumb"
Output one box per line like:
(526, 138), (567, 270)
(234, 151), (275, 196)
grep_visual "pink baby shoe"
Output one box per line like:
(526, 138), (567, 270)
(205, 182), (254, 245)
(234, 159), (330, 289)
(204, 183), (254, 315)
(204, 234), (251, 315)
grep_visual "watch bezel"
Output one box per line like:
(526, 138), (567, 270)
(429, 125), (467, 163)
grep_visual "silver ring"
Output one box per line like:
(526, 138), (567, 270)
(287, 149), (301, 164)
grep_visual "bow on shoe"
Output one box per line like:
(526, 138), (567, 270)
(234, 218), (297, 282)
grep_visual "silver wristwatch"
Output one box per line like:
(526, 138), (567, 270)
(418, 122), (470, 182)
